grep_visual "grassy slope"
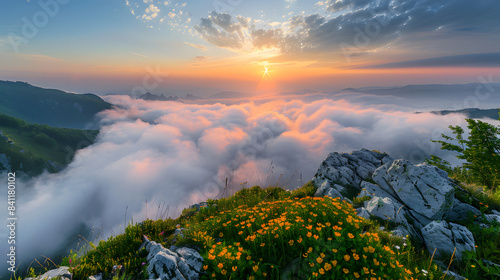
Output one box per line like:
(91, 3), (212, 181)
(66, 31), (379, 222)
(0, 81), (112, 129)
(0, 114), (99, 176)
(13, 166), (500, 279)
(20, 184), (463, 280)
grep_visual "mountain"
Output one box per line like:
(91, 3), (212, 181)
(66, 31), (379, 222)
(207, 91), (252, 99)
(0, 113), (99, 177)
(0, 81), (112, 129)
(343, 83), (500, 99)
(183, 93), (203, 100)
(139, 92), (180, 101)
(428, 108), (500, 120)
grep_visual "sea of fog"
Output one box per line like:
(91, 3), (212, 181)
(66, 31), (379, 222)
(1, 92), (499, 271)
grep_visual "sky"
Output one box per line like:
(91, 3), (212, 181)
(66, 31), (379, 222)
(1, 0), (500, 94)
(1, 0), (500, 269)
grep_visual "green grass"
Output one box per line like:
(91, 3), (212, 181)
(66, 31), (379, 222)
(17, 181), (500, 280)
(19, 183), (457, 280)
(0, 113), (99, 176)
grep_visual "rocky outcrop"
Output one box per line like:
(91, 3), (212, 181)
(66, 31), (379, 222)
(364, 196), (407, 224)
(142, 236), (202, 280)
(444, 198), (482, 223)
(421, 221), (475, 260)
(372, 160), (455, 221)
(312, 149), (484, 264)
(26, 267), (72, 280)
(312, 149), (393, 198)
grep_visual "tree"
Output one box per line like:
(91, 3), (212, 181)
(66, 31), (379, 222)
(429, 112), (500, 190)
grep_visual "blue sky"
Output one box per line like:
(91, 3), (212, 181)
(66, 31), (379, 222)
(0, 0), (499, 93)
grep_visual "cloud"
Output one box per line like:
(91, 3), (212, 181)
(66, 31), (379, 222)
(194, 56), (208, 61)
(194, 12), (252, 51)
(127, 0), (191, 32)
(1, 95), (483, 268)
(184, 42), (208, 51)
(142, 4), (160, 20)
(129, 52), (147, 59)
(359, 53), (500, 69)
(193, 0), (500, 61)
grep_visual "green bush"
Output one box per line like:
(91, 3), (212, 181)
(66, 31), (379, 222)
(430, 117), (500, 190)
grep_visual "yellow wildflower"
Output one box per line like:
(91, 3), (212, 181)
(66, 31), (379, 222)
(324, 263), (332, 271)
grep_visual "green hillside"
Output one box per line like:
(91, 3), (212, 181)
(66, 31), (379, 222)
(0, 113), (99, 176)
(0, 81), (112, 129)
(430, 108), (500, 120)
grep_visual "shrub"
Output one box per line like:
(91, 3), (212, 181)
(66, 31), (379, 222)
(430, 118), (500, 190)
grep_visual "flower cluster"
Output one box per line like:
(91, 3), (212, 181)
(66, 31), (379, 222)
(187, 196), (416, 279)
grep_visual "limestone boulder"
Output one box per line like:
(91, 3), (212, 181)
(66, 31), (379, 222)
(421, 221), (475, 260)
(372, 159), (454, 220)
(313, 149), (392, 191)
(444, 198), (481, 223)
(143, 236), (202, 280)
(364, 196), (407, 224)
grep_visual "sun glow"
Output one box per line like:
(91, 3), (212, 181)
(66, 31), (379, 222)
(257, 63), (276, 92)
(261, 63), (273, 80)
(263, 66), (271, 79)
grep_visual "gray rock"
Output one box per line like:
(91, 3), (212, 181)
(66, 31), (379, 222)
(372, 159), (454, 220)
(356, 207), (370, 219)
(406, 209), (433, 229)
(391, 226), (410, 238)
(484, 214), (500, 224)
(88, 273), (103, 280)
(175, 228), (186, 238)
(34, 267), (72, 280)
(143, 237), (202, 280)
(364, 196), (406, 224)
(312, 149), (392, 192)
(149, 251), (187, 280)
(444, 198), (481, 223)
(324, 187), (344, 199)
(492, 210), (500, 215)
(421, 221), (475, 260)
(175, 247), (203, 273)
(315, 181), (344, 199)
(358, 181), (393, 199)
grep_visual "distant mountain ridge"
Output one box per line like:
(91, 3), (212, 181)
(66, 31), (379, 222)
(207, 91), (252, 99)
(428, 108), (500, 120)
(343, 83), (500, 98)
(139, 92), (180, 101)
(0, 80), (112, 129)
